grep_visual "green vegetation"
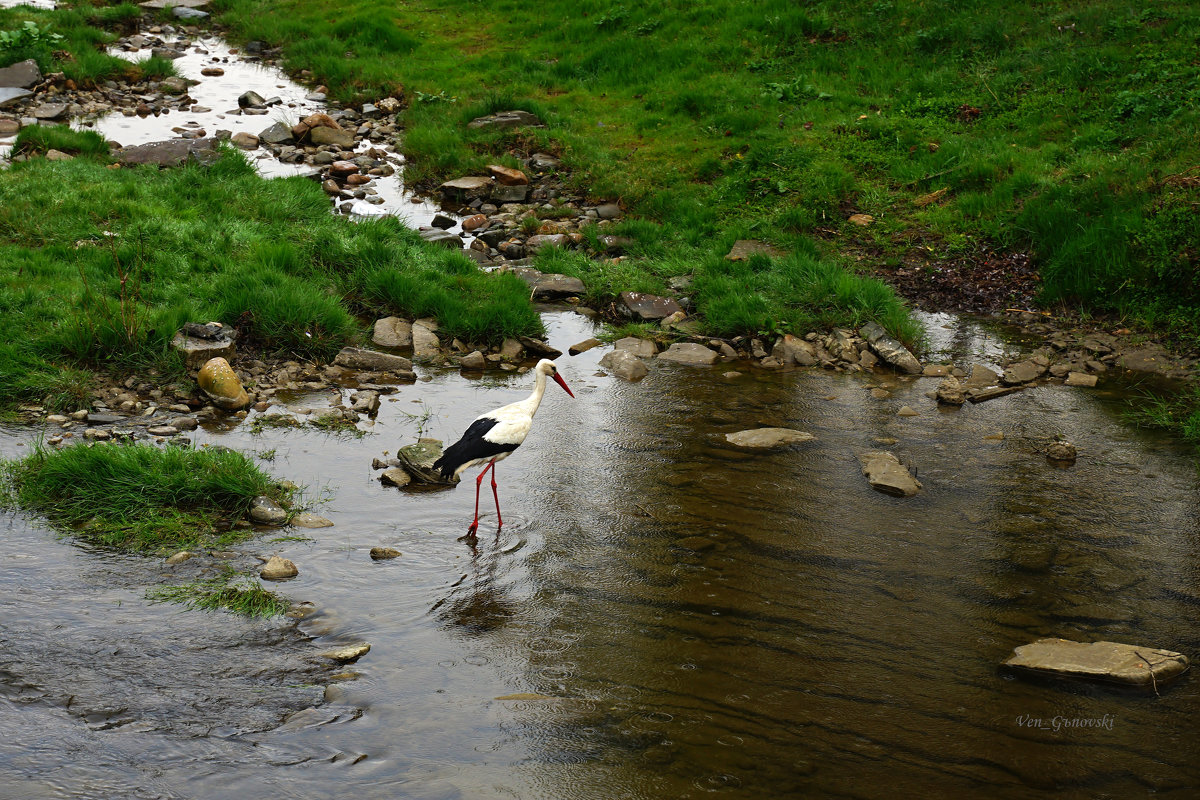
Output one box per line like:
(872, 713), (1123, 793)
(12, 124), (109, 157)
(1126, 388), (1200, 447)
(0, 153), (540, 410)
(215, 0), (1200, 339)
(0, 4), (173, 85)
(0, 441), (287, 553)
(148, 565), (290, 617)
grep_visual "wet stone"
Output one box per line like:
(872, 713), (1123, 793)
(370, 547), (401, 560)
(466, 109), (543, 130)
(249, 496), (288, 525)
(322, 643), (371, 663)
(1065, 371), (1098, 387)
(725, 428), (815, 449)
(1004, 638), (1189, 689)
(569, 338), (602, 356)
(859, 451), (922, 497)
(859, 322), (922, 374)
(380, 467), (411, 487)
(1001, 359), (1048, 385)
(0, 59), (41, 90)
(292, 513), (334, 528)
(334, 347), (413, 372)
(658, 343), (718, 366)
(599, 350), (648, 381)
(259, 555), (298, 580)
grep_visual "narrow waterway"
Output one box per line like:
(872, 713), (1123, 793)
(1, 310), (1198, 799)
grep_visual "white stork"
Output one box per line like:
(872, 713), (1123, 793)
(434, 358), (574, 537)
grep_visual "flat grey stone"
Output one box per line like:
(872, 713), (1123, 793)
(658, 343), (718, 366)
(258, 121), (293, 144)
(334, 347), (413, 372)
(1004, 638), (1188, 688)
(859, 451), (922, 497)
(517, 336), (562, 358)
(292, 512), (334, 528)
(0, 87), (32, 109)
(968, 385), (1024, 404)
(725, 428), (815, 449)
(619, 291), (683, 322)
(614, 337), (658, 358)
(322, 643), (370, 663)
(32, 103), (67, 120)
(1065, 371), (1098, 387)
(568, 338), (602, 356)
(466, 110), (543, 130)
(0, 59), (41, 90)
(439, 175), (493, 200)
(171, 330), (235, 368)
(118, 138), (218, 167)
(508, 267), (586, 299)
(1001, 359), (1048, 385)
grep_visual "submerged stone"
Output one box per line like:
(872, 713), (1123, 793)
(658, 343), (718, 366)
(259, 555), (297, 580)
(599, 350), (648, 381)
(725, 428), (815, 449)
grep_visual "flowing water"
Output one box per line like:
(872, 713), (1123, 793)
(1, 310), (1199, 799)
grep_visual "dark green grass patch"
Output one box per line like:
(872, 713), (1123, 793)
(12, 124), (110, 157)
(215, 0), (1200, 337)
(0, 442), (287, 553)
(0, 153), (541, 410)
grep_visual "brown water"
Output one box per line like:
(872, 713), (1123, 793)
(1, 310), (1198, 799)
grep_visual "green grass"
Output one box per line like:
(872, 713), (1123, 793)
(148, 566), (290, 617)
(0, 4), (173, 85)
(0, 152), (541, 411)
(1125, 387), (1200, 447)
(12, 124), (110, 157)
(0, 441), (288, 553)
(213, 0), (1200, 338)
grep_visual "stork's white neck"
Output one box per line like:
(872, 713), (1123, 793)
(515, 367), (549, 418)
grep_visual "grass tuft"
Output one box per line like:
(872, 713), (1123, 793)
(148, 566), (290, 617)
(1, 442), (289, 553)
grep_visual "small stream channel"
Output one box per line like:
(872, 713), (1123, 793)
(2, 13), (1199, 799)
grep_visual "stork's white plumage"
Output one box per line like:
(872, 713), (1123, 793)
(434, 358), (574, 537)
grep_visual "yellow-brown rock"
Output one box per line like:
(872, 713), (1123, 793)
(487, 164), (529, 185)
(197, 357), (250, 410)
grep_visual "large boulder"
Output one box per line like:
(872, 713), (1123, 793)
(307, 126), (354, 148)
(197, 357), (250, 410)
(439, 176), (493, 201)
(859, 451), (922, 497)
(1004, 638), (1188, 689)
(0, 87), (32, 109)
(1001, 359), (1048, 385)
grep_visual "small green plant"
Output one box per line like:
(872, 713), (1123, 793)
(148, 566), (290, 617)
(0, 20), (62, 52)
(415, 89), (457, 104)
(520, 215), (541, 234)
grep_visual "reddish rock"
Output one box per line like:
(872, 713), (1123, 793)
(329, 160), (359, 178)
(345, 173), (371, 186)
(487, 164), (529, 185)
(619, 291), (683, 321)
(461, 214), (488, 232)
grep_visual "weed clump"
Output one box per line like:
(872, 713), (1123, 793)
(148, 566), (290, 617)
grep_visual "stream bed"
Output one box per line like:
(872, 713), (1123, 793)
(2, 310), (1199, 799)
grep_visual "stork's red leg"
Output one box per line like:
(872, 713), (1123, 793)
(490, 461), (502, 529)
(468, 460), (496, 537)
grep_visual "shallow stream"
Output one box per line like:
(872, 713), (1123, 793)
(2, 310), (1199, 798)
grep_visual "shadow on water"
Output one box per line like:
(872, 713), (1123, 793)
(1, 310), (1199, 798)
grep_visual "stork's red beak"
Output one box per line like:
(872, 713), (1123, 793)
(553, 373), (575, 398)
